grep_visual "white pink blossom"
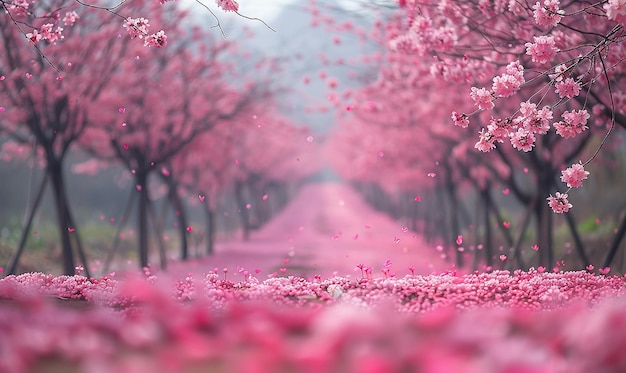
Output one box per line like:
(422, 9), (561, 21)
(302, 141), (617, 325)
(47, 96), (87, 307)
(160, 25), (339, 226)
(487, 117), (514, 142)
(604, 0), (626, 21)
(470, 86), (494, 110)
(475, 128), (496, 152)
(532, 0), (564, 27)
(547, 191), (572, 213)
(510, 127), (536, 152)
(492, 73), (522, 97)
(145, 30), (167, 47)
(216, 0), (239, 12)
(123, 17), (150, 39)
(525, 35), (558, 64)
(562, 109), (590, 132)
(555, 77), (581, 99)
(451, 111), (469, 128)
(561, 162), (589, 188)
(62, 11), (79, 26)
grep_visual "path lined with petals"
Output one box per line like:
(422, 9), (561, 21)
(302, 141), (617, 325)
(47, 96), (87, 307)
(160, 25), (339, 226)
(175, 182), (448, 279)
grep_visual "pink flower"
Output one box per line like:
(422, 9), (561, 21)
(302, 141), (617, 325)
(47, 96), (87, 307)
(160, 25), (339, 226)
(216, 0), (239, 12)
(547, 192), (572, 213)
(475, 128), (496, 152)
(451, 111), (469, 128)
(469, 87), (494, 110)
(553, 121), (576, 138)
(604, 0), (626, 21)
(561, 163), (589, 188)
(519, 101), (537, 117)
(555, 78), (581, 99)
(492, 73), (522, 97)
(562, 109), (590, 133)
(505, 60), (525, 81)
(510, 128), (536, 152)
(26, 29), (42, 43)
(487, 117), (514, 142)
(63, 11), (79, 26)
(40, 23), (63, 43)
(519, 104), (552, 135)
(145, 30), (167, 47)
(525, 35), (558, 64)
(533, 0), (564, 27)
(123, 17), (150, 39)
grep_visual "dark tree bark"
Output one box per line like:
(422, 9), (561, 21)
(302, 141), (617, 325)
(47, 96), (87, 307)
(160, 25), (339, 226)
(481, 187), (493, 268)
(602, 212), (626, 269)
(164, 175), (189, 261)
(234, 180), (251, 241)
(103, 190), (135, 274)
(48, 159), (77, 275)
(564, 211), (591, 267)
(202, 197), (216, 255)
(7, 175), (48, 275)
(136, 168), (150, 269)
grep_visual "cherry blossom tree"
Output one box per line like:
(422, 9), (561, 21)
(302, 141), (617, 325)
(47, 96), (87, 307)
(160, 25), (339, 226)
(170, 123), (237, 255)
(323, 0), (626, 271)
(226, 111), (321, 240)
(0, 2), (139, 275)
(79, 21), (263, 269)
(385, 0), (626, 270)
(1, 0), (270, 54)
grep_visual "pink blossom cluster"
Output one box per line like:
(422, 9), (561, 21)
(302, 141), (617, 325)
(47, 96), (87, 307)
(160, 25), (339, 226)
(388, 0), (619, 216)
(5, 0), (80, 44)
(1, 270), (626, 373)
(547, 191), (573, 213)
(553, 109), (590, 138)
(560, 162), (589, 188)
(21, 10), (79, 45)
(389, 15), (458, 55)
(216, 0), (239, 12)
(532, 0), (564, 28)
(122, 17), (167, 48)
(605, 0), (626, 23)
(473, 98), (556, 153)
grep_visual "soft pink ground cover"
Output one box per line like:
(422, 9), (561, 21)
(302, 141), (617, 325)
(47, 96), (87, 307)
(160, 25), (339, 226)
(1, 269), (626, 373)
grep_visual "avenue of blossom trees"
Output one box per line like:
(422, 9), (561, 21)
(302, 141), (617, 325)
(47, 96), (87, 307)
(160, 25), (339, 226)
(3, 1), (626, 373)
(1, 0), (625, 275)
(0, 0), (321, 275)
(324, 0), (626, 273)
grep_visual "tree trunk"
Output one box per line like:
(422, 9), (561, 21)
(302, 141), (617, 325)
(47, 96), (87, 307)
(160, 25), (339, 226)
(482, 187), (493, 268)
(202, 197), (216, 255)
(7, 175), (48, 275)
(444, 172), (463, 268)
(564, 211), (590, 267)
(167, 178), (189, 261)
(146, 199), (167, 270)
(103, 190), (135, 274)
(534, 176), (554, 269)
(67, 208), (91, 278)
(510, 200), (535, 270)
(235, 180), (251, 241)
(48, 160), (76, 275)
(136, 169), (150, 269)
(602, 212), (626, 269)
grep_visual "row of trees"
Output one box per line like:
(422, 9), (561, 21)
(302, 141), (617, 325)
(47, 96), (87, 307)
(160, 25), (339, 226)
(0, 1), (320, 275)
(324, 0), (626, 272)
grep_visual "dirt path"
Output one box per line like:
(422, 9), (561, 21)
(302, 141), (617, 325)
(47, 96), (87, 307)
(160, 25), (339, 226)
(168, 182), (449, 280)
